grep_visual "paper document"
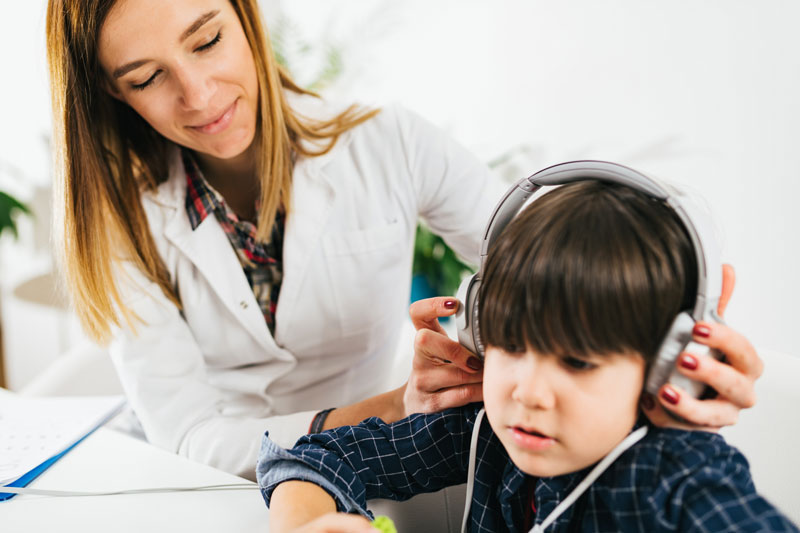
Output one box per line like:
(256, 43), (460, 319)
(0, 391), (126, 494)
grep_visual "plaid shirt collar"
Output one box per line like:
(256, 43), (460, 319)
(182, 151), (284, 335)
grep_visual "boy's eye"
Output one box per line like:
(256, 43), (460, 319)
(562, 356), (596, 371)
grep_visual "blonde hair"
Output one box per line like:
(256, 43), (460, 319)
(47, 0), (379, 342)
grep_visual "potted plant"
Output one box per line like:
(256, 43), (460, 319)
(0, 189), (31, 388)
(410, 223), (475, 305)
(0, 191), (31, 240)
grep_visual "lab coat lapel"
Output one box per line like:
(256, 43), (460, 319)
(162, 204), (291, 357)
(274, 155), (335, 345)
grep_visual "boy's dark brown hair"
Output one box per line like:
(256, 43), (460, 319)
(479, 180), (698, 364)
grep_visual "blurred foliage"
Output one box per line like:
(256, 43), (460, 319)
(270, 15), (344, 93)
(269, 13), (472, 297)
(412, 224), (475, 297)
(0, 191), (31, 240)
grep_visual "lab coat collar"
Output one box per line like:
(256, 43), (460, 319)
(146, 132), (343, 354)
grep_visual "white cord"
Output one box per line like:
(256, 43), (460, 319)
(0, 483), (258, 497)
(529, 425), (649, 532)
(461, 407), (486, 533)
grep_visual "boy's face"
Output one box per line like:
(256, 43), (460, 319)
(483, 346), (645, 477)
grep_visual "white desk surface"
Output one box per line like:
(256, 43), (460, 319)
(0, 426), (269, 533)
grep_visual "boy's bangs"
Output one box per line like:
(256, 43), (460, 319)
(479, 181), (697, 363)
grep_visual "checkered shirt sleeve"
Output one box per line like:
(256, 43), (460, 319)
(257, 405), (482, 518)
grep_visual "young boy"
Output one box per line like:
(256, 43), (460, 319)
(257, 180), (797, 532)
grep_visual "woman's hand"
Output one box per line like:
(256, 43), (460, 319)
(401, 297), (484, 418)
(642, 265), (764, 429)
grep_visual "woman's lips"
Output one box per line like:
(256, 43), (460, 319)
(189, 100), (237, 134)
(509, 426), (556, 451)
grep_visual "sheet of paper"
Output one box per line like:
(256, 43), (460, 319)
(0, 393), (126, 485)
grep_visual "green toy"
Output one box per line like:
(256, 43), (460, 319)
(371, 515), (397, 533)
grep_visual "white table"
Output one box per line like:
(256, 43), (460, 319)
(0, 426), (269, 533)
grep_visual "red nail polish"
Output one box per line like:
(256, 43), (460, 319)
(679, 354), (698, 370)
(467, 357), (483, 370)
(693, 324), (711, 338)
(641, 394), (655, 410)
(444, 300), (457, 310)
(660, 386), (680, 405)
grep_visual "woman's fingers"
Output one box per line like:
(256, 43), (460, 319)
(411, 358), (484, 392)
(675, 351), (757, 408)
(692, 321), (763, 381)
(409, 297), (459, 335)
(642, 384), (739, 429)
(414, 328), (482, 374)
(717, 264), (735, 318)
(404, 381), (484, 415)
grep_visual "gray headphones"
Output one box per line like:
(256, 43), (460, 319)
(455, 160), (724, 398)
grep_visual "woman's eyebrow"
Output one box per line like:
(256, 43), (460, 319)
(180, 10), (220, 43)
(112, 10), (221, 79)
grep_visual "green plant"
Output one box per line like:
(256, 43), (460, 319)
(0, 191), (31, 240)
(412, 223), (475, 297)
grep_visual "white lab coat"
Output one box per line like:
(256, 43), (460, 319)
(108, 101), (500, 480)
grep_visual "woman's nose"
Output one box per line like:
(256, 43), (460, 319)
(175, 65), (214, 111)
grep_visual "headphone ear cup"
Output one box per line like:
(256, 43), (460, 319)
(645, 312), (694, 396)
(456, 275), (484, 358)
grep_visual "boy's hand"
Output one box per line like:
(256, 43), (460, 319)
(641, 265), (763, 429)
(284, 513), (375, 533)
(402, 297), (484, 417)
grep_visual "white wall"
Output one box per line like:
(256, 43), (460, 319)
(279, 0), (800, 358)
(1, 1), (798, 390)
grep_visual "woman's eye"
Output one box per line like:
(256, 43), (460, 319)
(562, 357), (595, 371)
(131, 71), (160, 91)
(196, 31), (222, 52)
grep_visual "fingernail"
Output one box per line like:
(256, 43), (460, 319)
(466, 357), (483, 370)
(660, 386), (680, 405)
(679, 354), (698, 370)
(641, 394), (655, 410)
(444, 300), (457, 310)
(693, 324), (711, 338)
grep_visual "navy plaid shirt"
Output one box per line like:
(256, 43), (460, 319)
(257, 404), (797, 532)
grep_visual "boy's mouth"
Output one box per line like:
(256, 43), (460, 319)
(514, 426), (550, 438)
(509, 425), (556, 451)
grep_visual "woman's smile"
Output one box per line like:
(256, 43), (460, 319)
(188, 98), (238, 134)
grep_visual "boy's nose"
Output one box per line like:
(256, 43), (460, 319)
(512, 360), (557, 410)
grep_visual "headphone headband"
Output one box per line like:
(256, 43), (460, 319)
(476, 160), (721, 322)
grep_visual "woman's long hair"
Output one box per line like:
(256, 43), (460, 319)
(47, 0), (379, 342)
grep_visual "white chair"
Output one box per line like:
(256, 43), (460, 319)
(719, 348), (800, 523)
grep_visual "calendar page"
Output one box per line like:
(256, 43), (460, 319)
(0, 391), (125, 486)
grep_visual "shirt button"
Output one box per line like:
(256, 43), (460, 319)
(240, 301), (249, 309)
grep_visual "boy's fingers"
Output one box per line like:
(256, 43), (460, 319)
(675, 352), (757, 409)
(692, 321), (763, 380)
(409, 297), (459, 334)
(414, 328), (482, 374)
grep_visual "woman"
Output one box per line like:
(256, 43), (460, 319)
(46, 0), (762, 482)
